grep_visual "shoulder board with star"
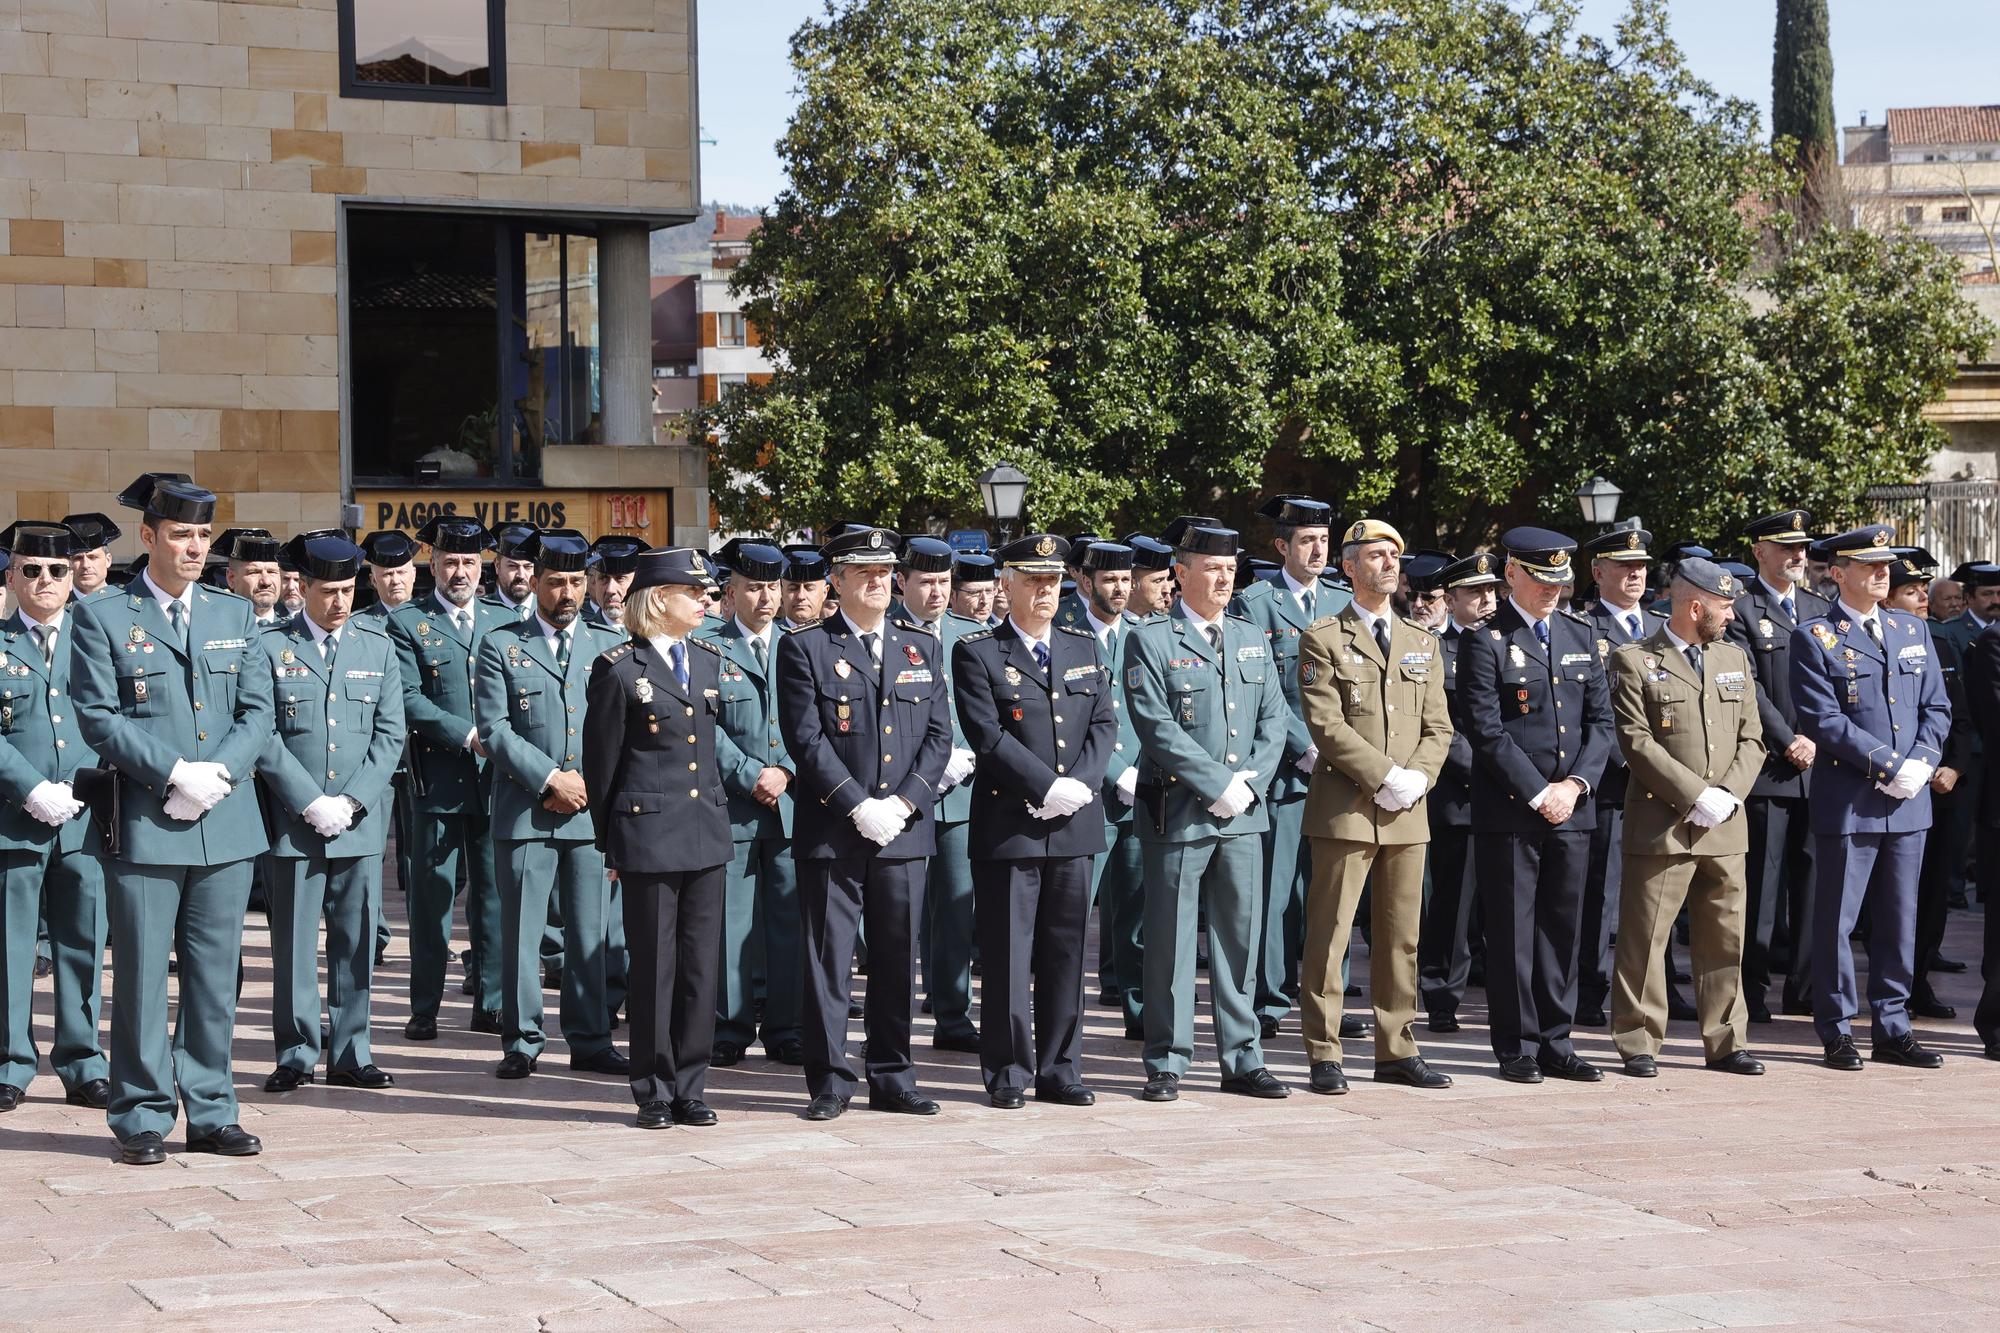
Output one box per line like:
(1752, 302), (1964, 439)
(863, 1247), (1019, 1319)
(959, 628), (994, 643)
(1307, 614), (1341, 631)
(1399, 617), (1437, 640)
(1225, 610), (1252, 624)
(775, 618), (811, 634)
(889, 615), (923, 631)
(1559, 608), (1590, 625)
(348, 616), (391, 640)
(597, 641), (635, 665)
(687, 636), (721, 654)
(943, 610), (985, 629)
(1056, 624), (1092, 638)
(259, 621), (291, 636)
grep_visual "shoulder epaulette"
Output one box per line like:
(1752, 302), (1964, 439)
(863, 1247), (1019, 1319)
(1559, 608), (1590, 625)
(1056, 624), (1092, 638)
(943, 610), (984, 628)
(687, 636), (721, 654)
(598, 641), (634, 664)
(258, 621), (290, 635)
(1307, 613), (1341, 631)
(348, 616), (390, 638)
(960, 628), (993, 643)
(891, 616), (923, 633)
(1224, 610), (1252, 623)
(1400, 617), (1436, 638)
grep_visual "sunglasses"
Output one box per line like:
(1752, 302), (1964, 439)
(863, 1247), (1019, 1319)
(16, 562), (69, 580)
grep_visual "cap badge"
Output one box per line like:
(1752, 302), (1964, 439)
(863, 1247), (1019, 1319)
(1875, 529), (1889, 545)
(1719, 574), (1739, 596)
(868, 531), (883, 549)
(1475, 555), (1489, 574)
(1626, 531), (1641, 550)
(1550, 550), (1569, 567)
(1348, 521), (1367, 541)
(1036, 535), (1055, 557)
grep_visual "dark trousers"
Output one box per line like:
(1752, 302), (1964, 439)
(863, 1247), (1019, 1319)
(1745, 794), (1814, 1010)
(622, 867), (724, 1107)
(1094, 822), (1145, 1025)
(798, 855), (923, 1101)
(1417, 822), (1475, 1018)
(1475, 828), (1589, 1063)
(1578, 803), (1623, 1005)
(1972, 836), (2000, 1043)
(1914, 791), (1961, 1003)
(1812, 831), (1922, 1045)
(973, 856), (1090, 1095)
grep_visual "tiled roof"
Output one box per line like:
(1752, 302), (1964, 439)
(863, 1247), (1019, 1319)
(713, 213), (761, 242)
(1888, 106), (2000, 147)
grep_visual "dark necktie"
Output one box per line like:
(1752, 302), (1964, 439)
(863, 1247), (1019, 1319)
(33, 623), (53, 665)
(1685, 644), (1703, 677)
(1300, 585), (1316, 619)
(670, 640), (688, 689)
(1374, 617), (1390, 659)
(556, 627), (572, 675)
(1104, 626), (1118, 666)
(1033, 641), (1050, 675)
(1625, 613), (1640, 642)
(1203, 624), (1221, 656)
(1533, 619), (1549, 653)
(751, 634), (767, 670)
(166, 599), (186, 649)
(320, 633), (335, 663)
(860, 631), (879, 667)
(1780, 595), (1795, 624)
(1865, 618), (1883, 649)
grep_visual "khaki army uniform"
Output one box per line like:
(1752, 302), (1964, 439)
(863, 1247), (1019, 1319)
(1297, 607), (1453, 1065)
(1607, 633), (1766, 1060)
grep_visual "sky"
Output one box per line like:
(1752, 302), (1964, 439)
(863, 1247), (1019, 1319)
(696, 1), (2000, 210)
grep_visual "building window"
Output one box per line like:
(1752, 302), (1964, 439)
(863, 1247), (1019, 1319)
(716, 373), (749, 398)
(1944, 206), (1972, 223)
(339, 0), (506, 105)
(1905, 206), (1926, 224)
(346, 209), (604, 486)
(716, 311), (747, 348)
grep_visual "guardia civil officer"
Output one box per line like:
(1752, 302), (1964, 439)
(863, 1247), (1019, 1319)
(0, 522), (109, 1112)
(1457, 528), (1615, 1084)
(699, 540), (804, 1066)
(1963, 620), (2000, 1059)
(1725, 509), (1831, 1021)
(473, 531), (630, 1079)
(1606, 558), (1766, 1077)
(1575, 526), (1667, 1026)
(952, 535), (1117, 1106)
(776, 526), (953, 1120)
(1296, 519), (1455, 1093)
(949, 553), (999, 627)
(1123, 523), (1289, 1102)
(355, 528), (419, 964)
(60, 512), (121, 603)
(255, 532), (405, 1093)
(1790, 526), (1952, 1071)
(218, 528), (285, 627)
(1416, 552), (1500, 1032)
(385, 516), (508, 1038)
(487, 523), (540, 622)
(584, 549), (733, 1128)
(584, 535), (644, 629)
(898, 536), (983, 1054)
(779, 545), (831, 630)
(1231, 496), (1346, 1041)
(71, 474), (275, 1164)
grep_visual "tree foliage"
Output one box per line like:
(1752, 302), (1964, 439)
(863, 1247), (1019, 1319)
(1772, 0), (1839, 235)
(701, 0), (1991, 552)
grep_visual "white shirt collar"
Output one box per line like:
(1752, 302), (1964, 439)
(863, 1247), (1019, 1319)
(17, 605), (63, 634)
(647, 632), (686, 659)
(1009, 616), (1052, 653)
(1177, 599), (1220, 632)
(303, 615), (339, 647)
(1279, 568), (1312, 598)
(1837, 601), (1882, 633)
(1349, 599), (1391, 638)
(1082, 605), (1119, 640)
(534, 612), (571, 642)
(839, 610), (885, 642)
(1970, 610), (1992, 630)
(733, 616), (772, 649)
(1507, 595), (1550, 630)
(1661, 624), (1694, 655)
(140, 569), (193, 617)
(1758, 575), (1795, 603)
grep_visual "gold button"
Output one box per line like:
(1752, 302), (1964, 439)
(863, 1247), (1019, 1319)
(568, 727), (576, 736)
(57, 739), (67, 748)
(1226, 753), (1237, 763)
(1056, 764), (1065, 773)
(196, 732), (206, 741)
(193, 701), (203, 711)
(567, 705), (575, 713)
(1053, 714), (1063, 723)
(883, 753), (893, 762)
(690, 789), (699, 798)
(883, 726), (892, 734)
(632, 804), (641, 813)
(565, 754), (574, 762)
(689, 762), (698, 771)
(328, 770), (337, 778)
(879, 782), (889, 790)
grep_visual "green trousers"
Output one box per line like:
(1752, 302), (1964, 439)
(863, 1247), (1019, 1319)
(497, 838), (612, 1060)
(1092, 821), (1144, 1022)
(717, 834), (801, 1050)
(406, 808), (501, 1020)
(269, 853), (382, 1074)
(0, 846), (106, 1092)
(1140, 834), (1266, 1079)
(920, 819), (976, 1041)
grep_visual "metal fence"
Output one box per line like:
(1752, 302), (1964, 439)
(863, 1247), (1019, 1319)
(1863, 481), (2000, 569)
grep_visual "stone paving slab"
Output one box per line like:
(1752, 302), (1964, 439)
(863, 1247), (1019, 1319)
(4, 902), (2000, 1329)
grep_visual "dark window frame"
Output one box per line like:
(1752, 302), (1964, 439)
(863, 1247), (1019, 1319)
(337, 0), (508, 106)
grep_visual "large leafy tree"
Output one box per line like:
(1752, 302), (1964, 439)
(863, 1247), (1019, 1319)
(705, 0), (1989, 552)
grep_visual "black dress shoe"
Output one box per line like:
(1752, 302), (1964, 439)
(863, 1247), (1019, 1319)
(1537, 1052), (1603, 1082)
(263, 1066), (314, 1093)
(496, 1052), (537, 1079)
(1706, 1050), (1765, 1075)
(1308, 1061), (1348, 1095)
(636, 1100), (672, 1129)
(1575, 1001), (1607, 1027)
(542, 962), (563, 991)
(1122, 1022), (1145, 1041)
(571, 1047), (632, 1076)
(1932, 954), (1967, 974)
(1912, 996), (1958, 1020)
(1375, 1057), (1452, 1089)
(1747, 997), (1774, 1024)
(0, 1083), (22, 1112)
(1623, 1054), (1658, 1078)
(469, 1009), (502, 1035)
(1219, 1067), (1291, 1099)
(932, 1029), (981, 1054)
(1984, 1040), (2000, 1062)
(375, 946), (388, 968)
(1872, 1034), (1943, 1069)
(1097, 990), (1120, 1008)
(187, 1124), (262, 1156)
(1034, 1083), (1095, 1106)
(1258, 1015), (1279, 1040)
(65, 1078), (110, 1109)
(919, 998), (933, 1014)
(327, 1064), (394, 1089)
(846, 1000), (864, 1019)
(1344, 982), (1361, 998)
(1339, 1014), (1370, 1040)
(671, 1098), (718, 1126)
(990, 1088), (1026, 1109)
(1141, 1072), (1180, 1102)
(1823, 1034), (1863, 1071)
(1498, 1056), (1544, 1084)
(769, 1039), (806, 1066)
(868, 1088), (940, 1115)
(804, 1094), (848, 1121)
(33, 956), (52, 979)
(404, 1014), (438, 1041)
(1666, 995), (1698, 1022)
(120, 1131), (166, 1166)
(1426, 1012), (1460, 1034)
(711, 1041), (744, 1068)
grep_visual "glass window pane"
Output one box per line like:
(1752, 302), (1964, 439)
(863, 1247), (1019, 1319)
(513, 231), (564, 477)
(565, 234), (602, 444)
(348, 211), (499, 482)
(350, 0), (493, 91)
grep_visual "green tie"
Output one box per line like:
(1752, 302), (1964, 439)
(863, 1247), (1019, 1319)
(166, 600), (186, 649)
(556, 627), (572, 675)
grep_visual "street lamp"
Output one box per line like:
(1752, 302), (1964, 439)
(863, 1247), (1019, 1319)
(1575, 474), (1623, 531)
(977, 463), (1030, 545)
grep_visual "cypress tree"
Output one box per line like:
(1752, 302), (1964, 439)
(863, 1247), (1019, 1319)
(1773, 0), (1839, 233)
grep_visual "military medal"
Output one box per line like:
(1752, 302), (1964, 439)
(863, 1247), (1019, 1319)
(836, 703), (850, 720)
(834, 658), (852, 679)
(635, 678), (653, 703)
(416, 621), (430, 636)
(905, 643), (923, 665)
(1012, 707), (1024, 721)
(1004, 665), (1021, 685)
(129, 626), (146, 644)
(1508, 643), (1526, 668)
(281, 648), (295, 665)
(1758, 618), (1774, 639)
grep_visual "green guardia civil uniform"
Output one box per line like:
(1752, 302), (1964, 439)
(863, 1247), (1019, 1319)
(473, 612), (628, 1063)
(70, 578), (273, 1143)
(385, 592), (509, 1023)
(256, 615), (405, 1076)
(1123, 600), (1287, 1079)
(0, 607), (108, 1098)
(919, 605), (986, 1046)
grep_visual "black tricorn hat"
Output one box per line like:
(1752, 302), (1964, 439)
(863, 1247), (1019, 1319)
(283, 530), (365, 582)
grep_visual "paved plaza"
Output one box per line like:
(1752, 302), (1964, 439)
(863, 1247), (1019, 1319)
(4, 902), (2000, 1331)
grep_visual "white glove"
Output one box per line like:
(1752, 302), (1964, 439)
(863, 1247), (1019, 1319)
(1686, 787), (1738, 829)
(1206, 770), (1258, 820)
(851, 797), (904, 846)
(1373, 781), (1410, 812)
(1040, 776), (1094, 817)
(162, 789), (205, 822)
(1384, 765), (1429, 807)
(1882, 759), (1933, 801)
(303, 794), (355, 839)
(1115, 765), (1139, 806)
(942, 748), (977, 790)
(1294, 744), (1320, 775)
(23, 780), (83, 827)
(168, 759), (232, 811)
